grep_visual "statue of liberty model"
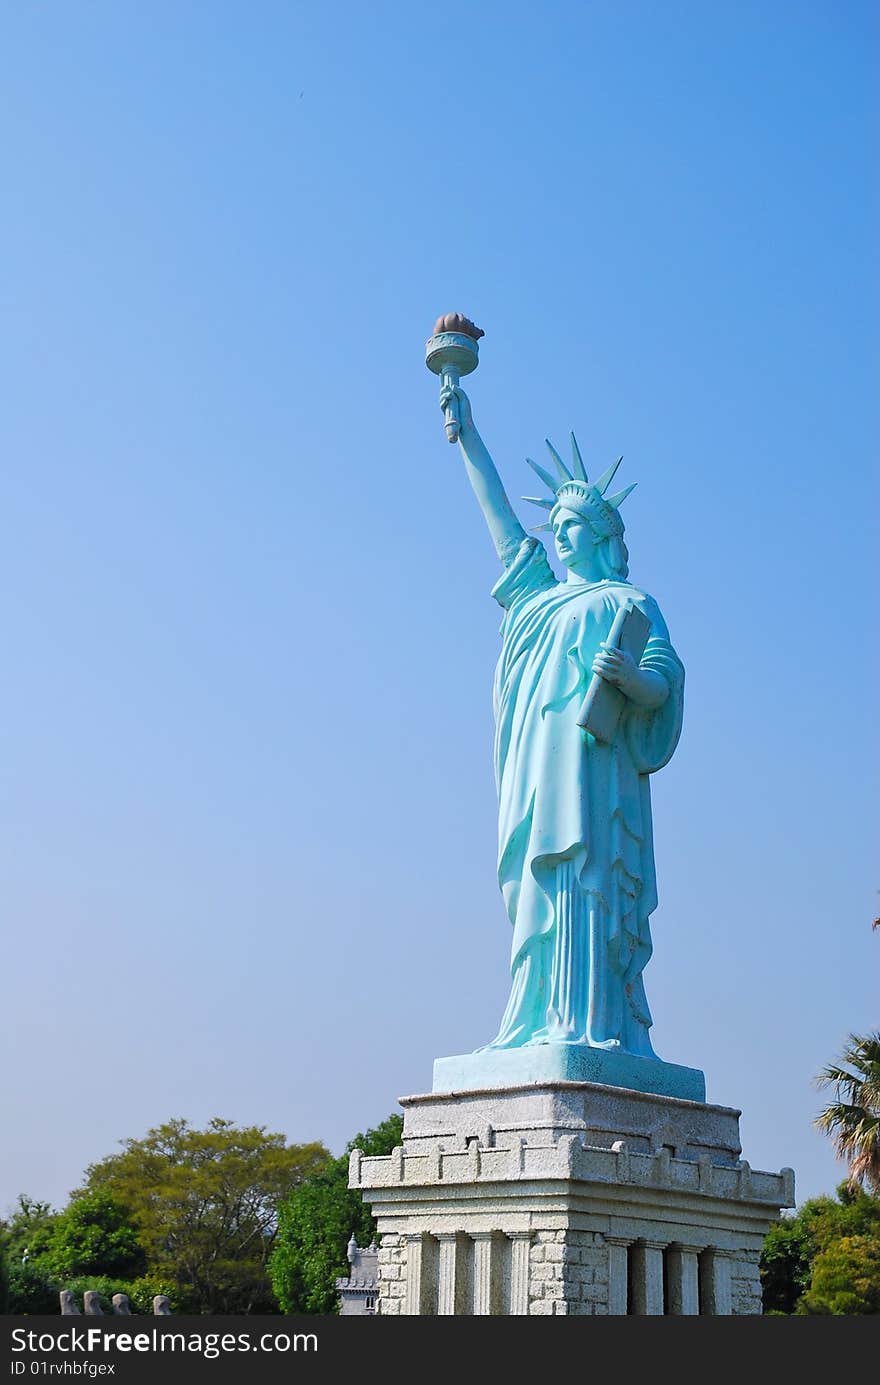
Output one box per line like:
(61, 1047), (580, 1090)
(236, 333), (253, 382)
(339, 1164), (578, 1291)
(426, 315), (695, 1094)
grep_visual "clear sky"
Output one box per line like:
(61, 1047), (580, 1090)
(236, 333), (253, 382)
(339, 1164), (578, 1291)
(1, 2), (876, 1214)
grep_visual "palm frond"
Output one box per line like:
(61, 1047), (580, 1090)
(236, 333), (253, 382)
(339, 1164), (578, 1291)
(814, 1031), (880, 1193)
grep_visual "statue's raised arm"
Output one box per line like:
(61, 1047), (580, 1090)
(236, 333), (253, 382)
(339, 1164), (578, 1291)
(425, 314), (525, 566)
(439, 381), (526, 565)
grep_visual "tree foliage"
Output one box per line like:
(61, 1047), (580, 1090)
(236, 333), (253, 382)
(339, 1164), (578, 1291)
(764, 1024), (880, 1315)
(815, 1032), (880, 1194)
(760, 1213), (816, 1314)
(1, 1197), (59, 1314)
(41, 1192), (145, 1282)
(1, 1192), (148, 1313)
(270, 1114), (403, 1314)
(121, 1274), (181, 1315)
(800, 1235), (880, 1315)
(77, 1118), (330, 1313)
(761, 1184), (880, 1314)
(6, 1261), (59, 1316)
(0, 1196), (56, 1266)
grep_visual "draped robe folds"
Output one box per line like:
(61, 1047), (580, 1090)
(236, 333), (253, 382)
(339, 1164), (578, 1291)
(485, 537), (684, 1056)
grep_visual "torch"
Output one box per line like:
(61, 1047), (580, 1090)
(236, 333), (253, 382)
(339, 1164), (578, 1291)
(425, 312), (484, 443)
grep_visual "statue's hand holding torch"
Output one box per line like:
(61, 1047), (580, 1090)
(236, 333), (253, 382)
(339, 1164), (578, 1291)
(438, 380), (473, 437)
(425, 312), (484, 443)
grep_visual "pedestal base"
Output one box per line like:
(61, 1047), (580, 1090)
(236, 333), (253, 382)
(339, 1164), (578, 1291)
(433, 1045), (706, 1103)
(350, 1081), (794, 1316)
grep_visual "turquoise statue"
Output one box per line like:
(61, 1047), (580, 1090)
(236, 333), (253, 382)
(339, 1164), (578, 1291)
(426, 316), (703, 1100)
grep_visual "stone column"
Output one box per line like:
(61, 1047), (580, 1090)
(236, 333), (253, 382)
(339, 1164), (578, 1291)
(700, 1248), (733, 1316)
(665, 1245), (701, 1316)
(508, 1232), (531, 1315)
(404, 1233), (432, 1315)
(606, 1238), (631, 1316)
(471, 1233), (497, 1315)
(436, 1233), (469, 1315)
(631, 1240), (665, 1315)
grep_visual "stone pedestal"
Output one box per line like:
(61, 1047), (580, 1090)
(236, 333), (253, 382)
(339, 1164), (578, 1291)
(350, 1081), (794, 1316)
(433, 1045), (706, 1103)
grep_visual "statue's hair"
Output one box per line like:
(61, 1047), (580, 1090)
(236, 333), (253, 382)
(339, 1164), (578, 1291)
(523, 434), (635, 581)
(597, 532), (629, 580)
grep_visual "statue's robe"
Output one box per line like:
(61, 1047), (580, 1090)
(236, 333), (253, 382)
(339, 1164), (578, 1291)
(487, 538), (684, 1054)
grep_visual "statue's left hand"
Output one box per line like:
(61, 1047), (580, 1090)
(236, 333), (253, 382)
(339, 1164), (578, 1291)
(592, 643), (640, 696)
(592, 643), (669, 709)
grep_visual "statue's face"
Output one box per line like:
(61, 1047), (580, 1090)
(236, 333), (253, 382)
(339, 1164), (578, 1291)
(551, 506), (595, 569)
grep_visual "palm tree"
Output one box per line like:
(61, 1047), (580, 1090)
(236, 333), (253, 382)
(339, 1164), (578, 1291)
(815, 1032), (880, 1194)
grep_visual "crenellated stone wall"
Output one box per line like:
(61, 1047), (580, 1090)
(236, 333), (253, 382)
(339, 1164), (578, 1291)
(351, 1082), (792, 1316)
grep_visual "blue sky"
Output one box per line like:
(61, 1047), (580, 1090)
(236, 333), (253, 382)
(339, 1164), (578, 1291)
(1, 1), (876, 1213)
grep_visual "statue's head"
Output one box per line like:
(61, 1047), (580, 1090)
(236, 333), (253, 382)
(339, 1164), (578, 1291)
(524, 436), (634, 580)
(549, 502), (627, 580)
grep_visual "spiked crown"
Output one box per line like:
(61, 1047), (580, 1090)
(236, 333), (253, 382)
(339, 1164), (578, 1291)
(524, 434), (636, 541)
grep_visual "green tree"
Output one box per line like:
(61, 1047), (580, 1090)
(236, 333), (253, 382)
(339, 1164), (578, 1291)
(270, 1114), (403, 1314)
(78, 1118), (330, 1314)
(760, 1213), (816, 1314)
(800, 1235), (880, 1315)
(761, 1184), (880, 1313)
(1, 1197), (59, 1313)
(122, 1274), (181, 1315)
(6, 1261), (59, 1315)
(41, 1192), (145, 1282)
(0, 1196), (56, 1266)
(815, 1032), (880, 1194)
(0, 1237), (8, 1314)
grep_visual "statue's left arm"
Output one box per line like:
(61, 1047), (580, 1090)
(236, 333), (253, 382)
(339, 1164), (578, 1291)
(592, 643), (669, 709)
(597, 596), (684, 773)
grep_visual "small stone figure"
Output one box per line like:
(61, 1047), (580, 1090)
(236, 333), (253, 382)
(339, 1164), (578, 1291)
(112, 1293), (132, 1315)
(83, 1290), (104, 1315)
(152, 1295), (172, 1315)
(59, 1290), (81, 1315)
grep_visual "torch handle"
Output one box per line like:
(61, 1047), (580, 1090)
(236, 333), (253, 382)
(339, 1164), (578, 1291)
(441, 366), (461, 443)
